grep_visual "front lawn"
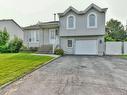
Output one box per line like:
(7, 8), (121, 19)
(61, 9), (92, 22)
(0, 53), (54, 86)
(120, 55), (127, 59)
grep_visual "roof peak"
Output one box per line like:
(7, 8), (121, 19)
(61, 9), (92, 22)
(58, 3), (108, 16)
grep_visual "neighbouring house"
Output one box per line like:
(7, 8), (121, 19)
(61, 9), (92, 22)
(0, 19), (24, 40)
(23, 3), (108, 55)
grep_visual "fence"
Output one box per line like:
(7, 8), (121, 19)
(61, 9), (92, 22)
(106, 42), (127, 55)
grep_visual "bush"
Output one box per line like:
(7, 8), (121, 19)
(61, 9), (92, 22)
(0, 28), (9, 46)
(0, 45), (10, 53)
(20, 46), (39, 53)
(20, 45), (28, 51)
(54, 48), (64, 56)
(8, 37), (23, 53)
(29, 47), (38, 52)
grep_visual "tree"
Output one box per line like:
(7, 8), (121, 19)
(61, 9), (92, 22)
(0, 27), (9, 46)
(105, 19), (126, 41)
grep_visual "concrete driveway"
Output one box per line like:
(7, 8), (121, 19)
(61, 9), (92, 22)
(0, 56), (127, 95)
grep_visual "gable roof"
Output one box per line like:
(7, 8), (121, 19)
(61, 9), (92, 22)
(83, 3), (108, 13)
(58, 3), (108, 17)
(58, 6), (80, 16)
(0, 19), (23, 31)
(23, 21), (59, 30)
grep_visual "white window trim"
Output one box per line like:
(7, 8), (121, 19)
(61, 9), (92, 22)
(87, 12), (97, 29)
(67, 40), (73, 48)
(66, 15), (76, 30)
(29, 31), (39, 43)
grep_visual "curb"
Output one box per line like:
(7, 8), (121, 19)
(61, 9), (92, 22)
(0, 56), (61, 90)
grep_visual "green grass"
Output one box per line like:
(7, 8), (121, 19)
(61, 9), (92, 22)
(0, 53), (54, 86)
(120, 55), (127, 58)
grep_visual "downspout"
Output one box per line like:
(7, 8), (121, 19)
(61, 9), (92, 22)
(42, 29), (44, 45)
(38, 25), (44, 46)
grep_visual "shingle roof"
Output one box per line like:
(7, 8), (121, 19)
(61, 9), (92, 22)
(0, 19), (23, 30)
(58, 3), (108, 17)
(23, 21), (59, 30)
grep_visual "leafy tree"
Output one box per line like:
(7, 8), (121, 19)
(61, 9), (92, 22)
(104, 33), (114, 41)
(0, 27), (9, 46)
(105, 19), (126, 41)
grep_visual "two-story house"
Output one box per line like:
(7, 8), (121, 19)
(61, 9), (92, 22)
(23, 3), (108, 55)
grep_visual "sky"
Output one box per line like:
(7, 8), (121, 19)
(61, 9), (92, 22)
(0, 0), (127, 27)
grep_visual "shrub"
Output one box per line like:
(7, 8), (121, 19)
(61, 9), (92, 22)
(8, 37), (23, 53)
(20, 45), (30, 53)
(0, 45), (10, 53)
(20, 45), (28, 51)
(20, 46), (38, 53)
(0, 28), (9, 46)
(54, 48), (64, 56)
(29, 47), (38, 52)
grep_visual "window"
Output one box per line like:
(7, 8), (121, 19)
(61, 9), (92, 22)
(67, 15), (76, 29)
(51, 31), (55, 39)
(50, 30), (55, 39)
(29, 31), (39, 43)
(67, 40), (72, 47)
(87, 13), (97, 28)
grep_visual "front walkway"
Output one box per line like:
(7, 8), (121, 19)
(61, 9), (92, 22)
(0, 56), (127, 95)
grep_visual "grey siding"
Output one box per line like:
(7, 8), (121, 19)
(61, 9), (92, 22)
(43, 29), (50, 45)
(59, 9), (105, 36)
(24, 28), (59, 47)
(0, 20), (24, 40)
(24, 29), (41, 47)
(60, 36), (105, 55)
(24, 29), (49, 47)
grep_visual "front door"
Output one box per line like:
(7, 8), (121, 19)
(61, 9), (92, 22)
(49, 29), (56, 44)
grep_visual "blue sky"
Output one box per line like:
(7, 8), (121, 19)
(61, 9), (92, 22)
(0, 0), (127, 26)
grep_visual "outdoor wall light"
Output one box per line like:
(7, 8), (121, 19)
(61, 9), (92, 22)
(99, 40), (102, 44)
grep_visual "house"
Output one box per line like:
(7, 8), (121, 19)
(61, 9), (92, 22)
(23, 21), (59, 48)
(0, 19), (24, 40)
(23, 3), (108, 55)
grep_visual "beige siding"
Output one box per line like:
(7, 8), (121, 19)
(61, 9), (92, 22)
(59, 9), (105, 36)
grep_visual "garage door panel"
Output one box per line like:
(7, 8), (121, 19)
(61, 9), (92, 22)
(75, 40), (98, 55)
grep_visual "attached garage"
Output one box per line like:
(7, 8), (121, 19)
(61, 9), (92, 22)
(75, 40), (98, 55)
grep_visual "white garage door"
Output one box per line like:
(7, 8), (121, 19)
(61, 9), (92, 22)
(75, 40), (98, 55)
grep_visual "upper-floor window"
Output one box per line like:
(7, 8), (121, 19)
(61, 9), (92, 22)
(87, 12), (97, 28)
(67, 15), (76, 29)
